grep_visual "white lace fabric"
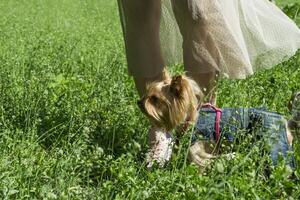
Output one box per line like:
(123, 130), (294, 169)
(146, 128), (174, 168)
(160, 0), (300, 79)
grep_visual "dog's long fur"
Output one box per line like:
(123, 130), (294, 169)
(138, 70), (202, 131)
(138, 71), (296, 168)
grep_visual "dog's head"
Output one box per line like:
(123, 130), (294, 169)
(137, 73), (202, 131)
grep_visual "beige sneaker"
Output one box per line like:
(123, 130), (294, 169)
(146, 127), (174, 168)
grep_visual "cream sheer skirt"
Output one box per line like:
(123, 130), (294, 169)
(161, 0), (300, 78)
(118, 0), (300, 79)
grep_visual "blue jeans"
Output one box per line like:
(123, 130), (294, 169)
(193, 107), (296, 168)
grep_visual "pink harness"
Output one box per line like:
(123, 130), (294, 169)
(182, 103), (222, 143)
(200, 103), (222, 142)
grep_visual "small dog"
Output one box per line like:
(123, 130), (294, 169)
(137, 70), (202, 132)
(138, 71), (298, 168)
(137, 71), (216, 167)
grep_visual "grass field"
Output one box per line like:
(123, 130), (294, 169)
(0, 0), (300, 199)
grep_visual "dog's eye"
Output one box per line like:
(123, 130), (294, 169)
(150, 95), (159, 104)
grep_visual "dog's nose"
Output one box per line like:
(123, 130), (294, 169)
(137, 100), (144, 110)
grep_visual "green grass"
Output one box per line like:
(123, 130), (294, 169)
(0, 0), (299, 199)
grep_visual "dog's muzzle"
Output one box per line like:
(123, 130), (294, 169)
(137, 100), (146, 112)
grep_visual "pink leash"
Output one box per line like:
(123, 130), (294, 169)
(201, 103), (222, 142)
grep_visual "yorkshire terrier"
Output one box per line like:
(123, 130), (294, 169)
(138, 70), (299, 168)
(138, 70), (215, 167)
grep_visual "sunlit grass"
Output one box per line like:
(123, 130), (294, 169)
(0, 0), (299, 199)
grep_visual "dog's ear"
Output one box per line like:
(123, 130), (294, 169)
(170, 75), (183, 96)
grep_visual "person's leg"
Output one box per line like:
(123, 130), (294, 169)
(133, 73), (166, 98)
(118, 0), (165, 97)
(186, 71), (218, 104)
(171, 0), (219, 99)
(118, 1), (173, 168)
